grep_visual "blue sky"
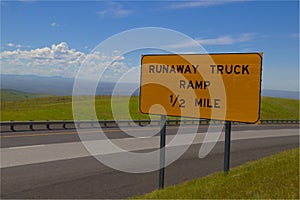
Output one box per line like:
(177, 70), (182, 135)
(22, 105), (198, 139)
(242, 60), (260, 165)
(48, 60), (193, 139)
(1, 0), (299, 91)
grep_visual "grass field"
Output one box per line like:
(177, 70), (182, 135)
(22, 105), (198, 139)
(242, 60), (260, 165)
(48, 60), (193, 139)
(0, 89), (50, 101)
(0, 96), (151, 121)
(133, 148), (299, 199)
(260, 96), (299, 119)
(1, 91), (299, 121)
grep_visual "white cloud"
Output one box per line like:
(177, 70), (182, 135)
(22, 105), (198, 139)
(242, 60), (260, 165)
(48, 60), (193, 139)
(169, 0), (250, 9)
(7, 43), (14, 47)
(18, 0), (37, 3)
(97, 2), (131, 18)
(164, 33), (255, 49)
(0, 42), (128, 78)
(290, 33), (300, 39)
(6, 43), (25, 48)
(51, 22), (59, 27)
(198, 33), (255, 45)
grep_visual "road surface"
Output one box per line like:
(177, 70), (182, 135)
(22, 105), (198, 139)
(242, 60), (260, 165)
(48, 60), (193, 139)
(1, 124), (299, 199)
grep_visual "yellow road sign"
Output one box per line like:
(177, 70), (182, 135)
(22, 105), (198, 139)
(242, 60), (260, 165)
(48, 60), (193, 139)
(140, 53), (263, 123)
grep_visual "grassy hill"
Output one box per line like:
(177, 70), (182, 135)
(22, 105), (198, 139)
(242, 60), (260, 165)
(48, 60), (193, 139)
(260, 96), (299, 119)
(133, 148), (299, 199)
(0, 96), (149, 121)
(0, 92), (299, 121)
(1, 89), (50, 101)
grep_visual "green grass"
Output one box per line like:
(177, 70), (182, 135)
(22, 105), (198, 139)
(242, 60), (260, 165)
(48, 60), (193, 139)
(261, 96), (299, 119)
(0, 94), (299, 121)
(0, 96), (151, 121)
(133, 148), (299, 199)
(0, 89), (50, 101)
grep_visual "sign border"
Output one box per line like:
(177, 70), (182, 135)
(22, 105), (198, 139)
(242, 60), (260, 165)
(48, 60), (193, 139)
(139, 52), (263, 123)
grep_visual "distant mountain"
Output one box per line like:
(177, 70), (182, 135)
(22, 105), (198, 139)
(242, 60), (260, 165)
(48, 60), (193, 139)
(1, 74), (74, 95)
(1, 74), (139, 96)
(1, 74), (299, 99)
(262, 89), (299, 99)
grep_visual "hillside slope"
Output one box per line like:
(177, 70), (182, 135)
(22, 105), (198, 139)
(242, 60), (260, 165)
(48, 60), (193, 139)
(1, 94), (299, 121)
(1, 89), (50, 101)
(261, 96), (299, 119)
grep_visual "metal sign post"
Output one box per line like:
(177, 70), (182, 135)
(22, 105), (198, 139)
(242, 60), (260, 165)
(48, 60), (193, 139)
(140, 53), (263, 187)
(159, 115), (166, 189)
(224, 121), (232, 173)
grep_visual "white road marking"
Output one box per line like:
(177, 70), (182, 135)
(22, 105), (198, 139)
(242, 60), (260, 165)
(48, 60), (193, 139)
(1, 129), (298, 168)
(8, 144), (46, 150)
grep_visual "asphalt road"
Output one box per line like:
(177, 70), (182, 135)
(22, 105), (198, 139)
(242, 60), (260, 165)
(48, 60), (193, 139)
(0, 124), (299, 199)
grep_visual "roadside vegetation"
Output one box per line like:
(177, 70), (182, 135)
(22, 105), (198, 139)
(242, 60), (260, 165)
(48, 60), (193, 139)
(1, 95), (150, 121)
(260, 96), (299, 119)
(133, 148), (299, 199)
(0, 89), (50, 101)
(1, 89), (299, 121)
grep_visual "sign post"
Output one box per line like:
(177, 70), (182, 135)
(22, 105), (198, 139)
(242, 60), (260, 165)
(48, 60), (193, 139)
(140, 53), (262, 187)
(224, 121), (231, 173)
(159, 115), (166, 189)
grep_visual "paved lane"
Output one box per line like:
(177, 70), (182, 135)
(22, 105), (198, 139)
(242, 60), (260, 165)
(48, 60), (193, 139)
(1, 127), (299, 199)
(1, 128), (298, 168)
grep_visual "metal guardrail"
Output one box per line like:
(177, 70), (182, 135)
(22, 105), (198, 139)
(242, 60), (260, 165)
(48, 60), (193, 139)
(259, 119), (299, 124)
(0, 119), (299, 133)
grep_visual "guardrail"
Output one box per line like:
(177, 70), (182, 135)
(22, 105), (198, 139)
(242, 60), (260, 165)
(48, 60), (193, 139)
(259, 119), (299, 124)
(0, 119), (299, 133)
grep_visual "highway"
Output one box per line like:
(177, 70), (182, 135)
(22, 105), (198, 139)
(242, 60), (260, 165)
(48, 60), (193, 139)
(1, 124), (299, 199)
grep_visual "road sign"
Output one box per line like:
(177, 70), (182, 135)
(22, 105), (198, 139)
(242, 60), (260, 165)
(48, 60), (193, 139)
(140, 53), (263, 123)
